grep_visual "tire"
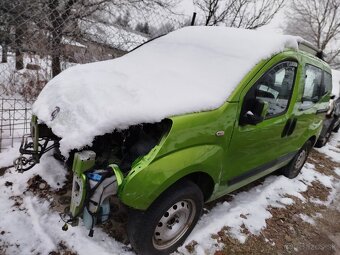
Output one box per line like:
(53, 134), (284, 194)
(281, 140), (312, 179)
(127, 180), (203, 255)
(333, 123), (340, 133)
(315, 130), (332, 148)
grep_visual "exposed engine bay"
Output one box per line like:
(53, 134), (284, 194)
(15, 117), (172, 173)
(87, 118), (172, 172)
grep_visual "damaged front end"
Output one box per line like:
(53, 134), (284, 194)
(14, 115), (60, 172)
(15, 116), (172, 235)
(63, 150), (123, 236)
(63, 119), (171, 235)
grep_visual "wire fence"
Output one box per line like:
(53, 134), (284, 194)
(0, 98), (32, 152)
(0, 1), (198, 151)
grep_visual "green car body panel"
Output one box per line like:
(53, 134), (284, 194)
(117, 50), (331, 210)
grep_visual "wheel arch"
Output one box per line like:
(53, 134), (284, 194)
(121, 169), (217, 210)
(119, 144), (222, 210)
(182, 171), (215, 202)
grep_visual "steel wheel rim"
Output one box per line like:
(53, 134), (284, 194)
(295, 149), (307, 170)
(152, 199), (196, 250)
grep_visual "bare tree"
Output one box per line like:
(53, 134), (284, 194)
(26, 0), (178, 77)
(0, 25), (10, 63)
(284, 0), (340, 68)
(0, 0), (179, 78)
(194, 0), (284, 28)
(0, 0), (32, 68)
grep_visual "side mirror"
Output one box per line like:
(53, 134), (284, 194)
(240, 99), (268, 125)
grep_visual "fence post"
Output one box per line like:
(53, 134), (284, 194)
(191, 12), (197, 26)
(12, 99), (16, 148)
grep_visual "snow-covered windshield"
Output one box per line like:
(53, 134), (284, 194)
(33, 26), (301, 155)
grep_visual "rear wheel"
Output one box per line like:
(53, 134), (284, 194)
(315, 130), (332, 148)
(281, 140), (312, 179)
(127, 180), (203, 255)
(333, 123), (340, 133)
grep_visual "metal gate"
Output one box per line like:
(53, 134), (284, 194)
(0, 98), (32, 152)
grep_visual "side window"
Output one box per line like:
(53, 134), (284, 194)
(303, 65), (323, 102)
(323, 71), (332, 96)
(242, 61), (297, 119)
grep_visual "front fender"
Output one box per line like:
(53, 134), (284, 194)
(118, 145), (222, 210)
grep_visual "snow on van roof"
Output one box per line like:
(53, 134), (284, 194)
(33, 26), (301, 155)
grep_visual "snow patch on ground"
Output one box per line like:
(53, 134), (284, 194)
(335, 168), (340, 177)
(0, 154), (133, 255)
(299, 214), (316, 225)
(0, 152), (67, 193)
(316, 132), (340, 163)
(178, 163), (336, 254)
(0, 143), (20, 168)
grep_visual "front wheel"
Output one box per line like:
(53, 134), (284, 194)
(280, 140), (312, 179)
(127, 180), (203, 255)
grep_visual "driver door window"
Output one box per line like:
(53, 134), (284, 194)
(242, 61), (298, 119)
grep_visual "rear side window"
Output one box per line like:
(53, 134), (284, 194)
(323, 71), (332, 95)
(303, 64), (323, 102)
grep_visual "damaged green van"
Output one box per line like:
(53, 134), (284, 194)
(15, 27), (332, 254)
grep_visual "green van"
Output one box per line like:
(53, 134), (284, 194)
(15, 27), (332, 254)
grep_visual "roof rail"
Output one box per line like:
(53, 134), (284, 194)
(298, 41), (326, 61)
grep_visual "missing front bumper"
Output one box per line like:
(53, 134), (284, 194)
(13, 115), (60, 172)
(14, 134), (59, 172)
(65, 151), (123, 236)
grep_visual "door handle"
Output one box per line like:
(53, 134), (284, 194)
(316, 108), (328, 114)
(281, 119), (291, 137)
(287, 118), (297, 136)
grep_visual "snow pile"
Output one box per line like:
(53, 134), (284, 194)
(332, 69), (340, 97)
(0, 143), (21, 168)
(0, 152), (133, 255)
(299, 214), (315, 225)
(33, 26), (301, 154)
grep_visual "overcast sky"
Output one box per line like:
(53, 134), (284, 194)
(176, 0), (287, 34)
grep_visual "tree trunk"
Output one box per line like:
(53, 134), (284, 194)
(51, 33), (62, 77)
(15, 27), (24, 70)
(51, 53), (61, 77)
(48, 0), (63, 77)
(15, 49), (24, 70)
(1, 43), (7, 63)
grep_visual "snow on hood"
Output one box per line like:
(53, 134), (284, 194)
(33, 26), (301, 155)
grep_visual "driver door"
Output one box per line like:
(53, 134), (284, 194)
(222, 61), (299, 186)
